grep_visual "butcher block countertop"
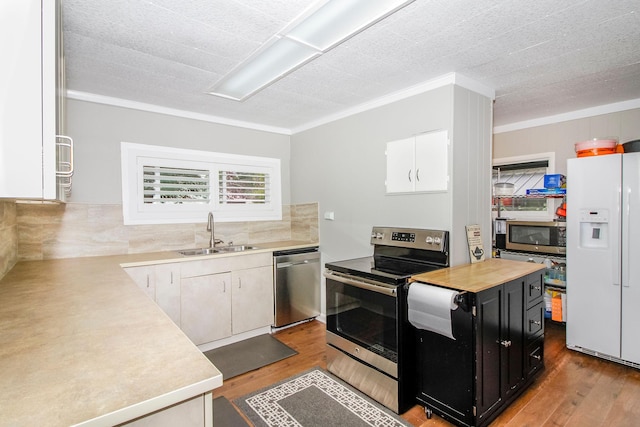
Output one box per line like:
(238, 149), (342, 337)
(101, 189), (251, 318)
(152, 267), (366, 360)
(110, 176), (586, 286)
(0, 240), (316, 427)
(411, 258), (545, 293)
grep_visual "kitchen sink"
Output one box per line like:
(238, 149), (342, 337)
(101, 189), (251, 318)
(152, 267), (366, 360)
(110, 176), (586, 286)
(177, 245), (260, 256)
(217, 245), (261, 252)
(177, 248), (221, 256)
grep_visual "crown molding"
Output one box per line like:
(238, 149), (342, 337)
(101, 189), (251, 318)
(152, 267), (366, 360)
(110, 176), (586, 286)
(65, 91), (292, 135)
(67, 73), (498, 137)
(292, 72), (495, 134)
(494, 98), (640, 134)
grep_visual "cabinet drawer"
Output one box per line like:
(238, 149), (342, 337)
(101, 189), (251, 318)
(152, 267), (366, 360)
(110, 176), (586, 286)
(180, 252), (273, 278)
(526, 272), (544, 308)
(526, 339), (544, 377)
(525, 301), (544, 341)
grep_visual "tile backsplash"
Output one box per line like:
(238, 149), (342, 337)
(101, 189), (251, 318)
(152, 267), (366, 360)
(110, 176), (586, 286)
(0, 201), (18, 277)
(15, 202), (318, 261)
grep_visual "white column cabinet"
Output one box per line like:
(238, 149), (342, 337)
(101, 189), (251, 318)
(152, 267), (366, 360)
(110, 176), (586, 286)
(231, 266), (275, 335)
(0, 0), (70, 200)
(386, 130), (449, 194)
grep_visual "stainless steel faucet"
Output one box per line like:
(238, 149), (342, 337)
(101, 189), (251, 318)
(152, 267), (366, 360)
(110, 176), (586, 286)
(207, 212), (223, 248)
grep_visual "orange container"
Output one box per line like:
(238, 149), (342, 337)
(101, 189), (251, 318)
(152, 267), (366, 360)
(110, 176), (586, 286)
(575, 139), (618, 157)
(551, 294), (563, 322)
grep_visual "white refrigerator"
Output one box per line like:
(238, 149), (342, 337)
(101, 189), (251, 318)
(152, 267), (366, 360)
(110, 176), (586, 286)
(566, 153), (640, 366)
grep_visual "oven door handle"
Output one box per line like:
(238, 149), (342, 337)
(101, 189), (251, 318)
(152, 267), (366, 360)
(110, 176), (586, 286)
(324, 271), (397, 297)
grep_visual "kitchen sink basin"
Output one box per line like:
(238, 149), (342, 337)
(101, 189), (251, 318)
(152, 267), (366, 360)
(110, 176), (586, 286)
(177, 245), (260, 256)
(217, 245), (260, 252)
(177, 248), (221, 256)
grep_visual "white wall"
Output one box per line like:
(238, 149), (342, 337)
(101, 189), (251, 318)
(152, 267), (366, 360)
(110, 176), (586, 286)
(290, 84), (493, 266)
(494, 108), (640, 175)
(65, 99), (292, 205)
(290, 85), (454, 263)
(451, 86), (493, 266)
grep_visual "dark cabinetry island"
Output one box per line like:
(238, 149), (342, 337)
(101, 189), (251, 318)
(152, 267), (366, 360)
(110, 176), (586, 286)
(410, 259), (545, 427)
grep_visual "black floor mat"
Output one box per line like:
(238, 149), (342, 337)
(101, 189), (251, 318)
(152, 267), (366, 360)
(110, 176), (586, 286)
(203, 334), (297, 380)
(213, 396), (249, 427)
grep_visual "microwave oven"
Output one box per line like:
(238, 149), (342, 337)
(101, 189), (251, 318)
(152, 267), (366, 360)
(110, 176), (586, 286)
(505, 220), (566, 255)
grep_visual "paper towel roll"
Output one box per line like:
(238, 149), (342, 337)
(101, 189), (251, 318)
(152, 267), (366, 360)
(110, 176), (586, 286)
(408, 282), (459, 340)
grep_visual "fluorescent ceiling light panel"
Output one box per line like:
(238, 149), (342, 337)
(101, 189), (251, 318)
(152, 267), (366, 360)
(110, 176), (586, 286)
(287, 0), (415, 51)
(209, 37), (319, 101)
(208, 0), (415, 101)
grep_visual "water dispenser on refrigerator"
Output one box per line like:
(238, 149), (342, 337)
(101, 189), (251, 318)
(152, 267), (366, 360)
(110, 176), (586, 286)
(579, 209), (609, 249)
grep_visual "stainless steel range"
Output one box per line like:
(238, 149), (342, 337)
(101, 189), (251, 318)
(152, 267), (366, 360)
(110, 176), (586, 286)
(324, 226), (450, 414)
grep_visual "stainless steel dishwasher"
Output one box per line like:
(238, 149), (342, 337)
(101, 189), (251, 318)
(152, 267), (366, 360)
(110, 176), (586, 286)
(273, 247), (320, 327)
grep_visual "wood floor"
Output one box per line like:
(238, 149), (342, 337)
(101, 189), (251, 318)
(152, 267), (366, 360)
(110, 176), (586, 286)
(213, 320), (640, 426)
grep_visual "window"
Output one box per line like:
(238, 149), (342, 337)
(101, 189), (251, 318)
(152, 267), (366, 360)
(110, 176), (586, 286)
(121, 143), (281, 225)
(218, 169), (270, 205)
(493, 153), (557, 220)
(143, 165), (211, 204)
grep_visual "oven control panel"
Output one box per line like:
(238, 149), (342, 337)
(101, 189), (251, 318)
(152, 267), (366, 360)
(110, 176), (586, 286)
(391, 231), (415, 242)
(371, 227), (448, 252)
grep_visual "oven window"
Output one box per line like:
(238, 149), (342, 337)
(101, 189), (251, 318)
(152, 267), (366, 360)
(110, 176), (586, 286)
(326, 279), (398, 362)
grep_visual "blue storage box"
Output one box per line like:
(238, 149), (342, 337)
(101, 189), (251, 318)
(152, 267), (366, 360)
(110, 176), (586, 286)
(544, 174), (566, 189)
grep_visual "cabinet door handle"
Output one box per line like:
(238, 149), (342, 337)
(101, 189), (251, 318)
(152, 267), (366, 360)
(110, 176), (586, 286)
(238, 278), (242, 289)
(500, 340), (512, 347)
(146, 275), (150, 288)
(408, 169), (412, 182)
(170, 272), (173, 284)
(532, 354), (542, 361)
(223, 281), (226, 293)
(529, 319), (542, 326)
(55, 135), (74, 178)
(531, 285), (542, 291)
(416, 168), (420, 182)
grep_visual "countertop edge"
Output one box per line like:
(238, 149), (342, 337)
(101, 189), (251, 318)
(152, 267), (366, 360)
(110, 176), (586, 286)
(72, 376), (223, 427)
(119, 241), (319, 267)
(411, 258), (546, 293)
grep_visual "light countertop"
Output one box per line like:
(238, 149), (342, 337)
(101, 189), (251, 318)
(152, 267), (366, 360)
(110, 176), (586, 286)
(0, 240), (317, 426)
(118, 240), (318, 267)
(411, 258), (546, 293)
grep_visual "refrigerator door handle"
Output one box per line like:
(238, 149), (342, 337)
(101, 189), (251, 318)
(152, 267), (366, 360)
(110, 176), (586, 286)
(623, 185), (631, 288)
(613, 185), (622, 287)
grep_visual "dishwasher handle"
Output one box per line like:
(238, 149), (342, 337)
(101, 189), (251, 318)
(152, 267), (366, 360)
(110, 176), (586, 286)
(273, 246), (318, 257)
(276, 258), (319, 269)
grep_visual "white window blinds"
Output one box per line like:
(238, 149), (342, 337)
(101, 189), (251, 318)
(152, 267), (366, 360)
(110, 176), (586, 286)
(218, 170), (270, 205)
(492, 161), (548, 197)
(492, 155), (558, 220)
(121, 142), (282, 225)
(143, 166), (210, 204)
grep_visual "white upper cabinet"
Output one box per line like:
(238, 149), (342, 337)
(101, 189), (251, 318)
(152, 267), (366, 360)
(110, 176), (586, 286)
(385, 137), (415, 193)
(385, 130), (449, 194)
(0, 0), (70, 200)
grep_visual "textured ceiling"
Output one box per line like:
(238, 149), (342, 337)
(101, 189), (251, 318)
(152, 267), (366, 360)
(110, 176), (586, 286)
(63, 0), (640, 133)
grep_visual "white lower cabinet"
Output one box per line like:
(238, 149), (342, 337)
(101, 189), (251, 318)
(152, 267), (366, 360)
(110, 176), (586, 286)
(125, 252), (274, 347)
(232, 266), (275, 335)
(124, 263), (181, 326)
(122, 393), (211, 427)
(124, 265), (156, 300)
(181, 273), (232, 345)
(154, 263), (182, 327)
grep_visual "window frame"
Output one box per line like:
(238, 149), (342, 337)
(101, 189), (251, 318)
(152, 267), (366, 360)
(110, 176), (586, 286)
(121, 142), (282, 225)
(492, 152), (557, 221)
